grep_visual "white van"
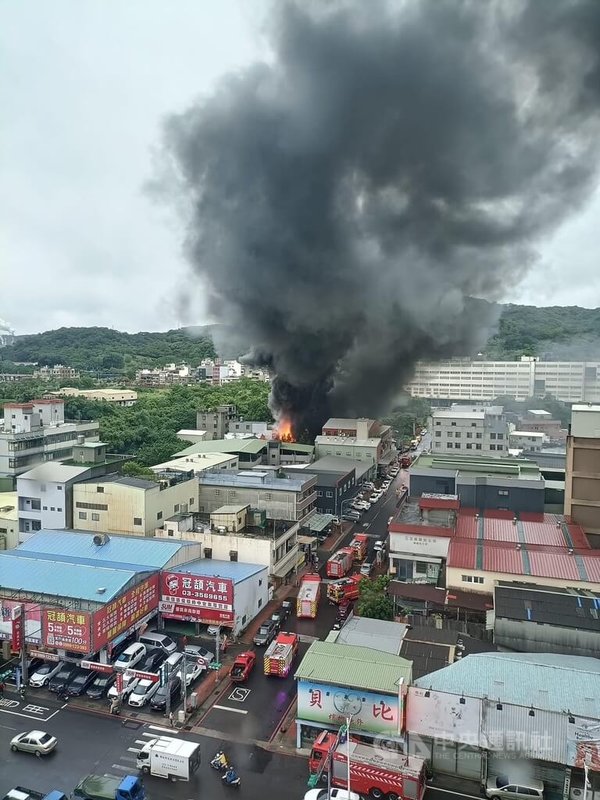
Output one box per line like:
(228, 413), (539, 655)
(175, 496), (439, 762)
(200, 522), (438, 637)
(113, 642), (146, 671)
(138, 631), (177, 655)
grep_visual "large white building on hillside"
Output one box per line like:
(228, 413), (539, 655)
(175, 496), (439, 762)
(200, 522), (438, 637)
(406, 358), (600, 403)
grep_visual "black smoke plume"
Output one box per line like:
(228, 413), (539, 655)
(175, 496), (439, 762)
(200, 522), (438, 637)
(159, 0), (600, 439)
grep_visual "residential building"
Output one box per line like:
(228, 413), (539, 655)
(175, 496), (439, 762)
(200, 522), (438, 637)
(410, 452), (545, 514)
(155, 505), (300, 581)
(197, 404), (238, 440)
(328, 616), (407, 656)
(429, 405), (509, 456)
(519, 409), (567, 442)
(48, 388), (138, 406)
(0, 374), (33, 383)
(314, 435), (380, 478)
(295, 640), (413, 748)
(72, 469), (198, 536)
(17, 441), (125, 537)
(320, 417), (395, 466)
(564, 403), (600, 542)
(0, 492), (17, 549)
(406, 357), (600, 403)
(197, 469), (317, 522)
(399, 625), (496, 679)
(33, 364), (80, 381)
(135, 363), (197, 387)
(174, 437), (314, 468)
(286, 456), (357, 515)
(492, 583), (600, 657)
(408, 652), (600, 795)
(508, 430), (545, 451)
(446, 511), (600, 594)
(0, 399), (100, 488)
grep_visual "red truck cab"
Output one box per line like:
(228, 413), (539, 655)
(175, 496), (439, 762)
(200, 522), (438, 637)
(229, 651), (256, 683)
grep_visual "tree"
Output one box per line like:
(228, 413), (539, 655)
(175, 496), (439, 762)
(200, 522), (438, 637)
(121, 461), (159, 480)
(356, 575), (394, 621)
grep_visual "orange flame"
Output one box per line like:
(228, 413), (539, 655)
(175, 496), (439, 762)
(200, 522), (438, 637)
(274, 417), (295, 442)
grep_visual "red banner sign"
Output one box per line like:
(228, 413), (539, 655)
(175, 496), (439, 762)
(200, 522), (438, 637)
(160, 572), (234, 623)
(42, 609), (91, 653)
(81, 660), (113, 673)
(93, 574), (159, 651)
(11, 607), (23, 652)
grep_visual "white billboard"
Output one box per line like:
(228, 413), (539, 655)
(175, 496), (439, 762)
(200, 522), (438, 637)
(406, 687), (482, 745)
(389, 532), (450, 560)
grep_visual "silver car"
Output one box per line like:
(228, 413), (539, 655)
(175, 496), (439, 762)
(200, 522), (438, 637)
(10, 730), (57, 757)
(485, 777), (544, 800)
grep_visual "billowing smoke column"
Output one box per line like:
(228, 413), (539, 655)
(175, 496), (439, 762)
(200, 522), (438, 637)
(160, 0), (600, 439)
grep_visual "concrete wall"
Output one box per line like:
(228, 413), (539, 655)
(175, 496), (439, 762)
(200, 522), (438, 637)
(233, 568), (269, 633)
(446, 566), (596, 594)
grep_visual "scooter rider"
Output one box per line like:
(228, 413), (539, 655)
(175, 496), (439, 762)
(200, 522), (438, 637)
(223, 766), (240, 786)
(211, 750), (228, 770)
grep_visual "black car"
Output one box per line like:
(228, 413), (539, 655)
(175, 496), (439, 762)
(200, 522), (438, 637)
(253, 619), (277, 647)
(48, 663), (77, 693)
(281, 600), (293, 620)
(109, 633), (138, 662)
(65, 667), (98, 696)
(138, 649), (166, 673)
(150, 675), (181, 712)
(86, 672), (116, 700)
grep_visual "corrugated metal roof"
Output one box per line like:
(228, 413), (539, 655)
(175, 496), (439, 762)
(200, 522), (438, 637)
(168, 559), (266, 583)
(334, 617), (407, 655)
(0, 552), (135, 603)
(414, 652), (600, 717)
(18, 464), (92, 482)
(18, 530), (195, 569)
(528, 550), (581, 580)
(295, 641), (412, 694)
(176, 438), (267, 457)
(494, 584), (600, 631)
(480, 699), (568, 763)
(447, 538), (477, 568)
(4, 550), (151, 574)
(484, 542), (525, 574)
(483, 517), (518, 543)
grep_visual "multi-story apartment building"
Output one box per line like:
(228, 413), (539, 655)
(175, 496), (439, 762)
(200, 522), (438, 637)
(17, 441), (124, 537)
(33, 364), (80, 381)
(0, 492), (18, 549)
(72, 469), (198, 536)
(429, 405), (509, 456)
(564, 404), (600, 542)
(197, 404), (239, 440)
(197, 469), (317, 522)
(315, 417), (395, 475)
(406, 357), (600, 403)
(49, 388), (138, 406)
(0, 399), (99, 488)
(518, 409), (567, 442)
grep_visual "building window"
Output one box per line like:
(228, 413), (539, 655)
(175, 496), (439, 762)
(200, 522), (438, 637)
(447, 443), (453, 449)
(455, 432), (461, 438)
(490, 433), (497, 439)
(462, 574), (473, 583)
(415, 561), (428, 575)
(40, 484), (46, 492)
(97, 486), (104, 493)
(466, 443), (472, 450)
(317, 490), (323, 497)
(75, 502), (108, 511)
(497, 433), (504, 440)
(92, 513), (100, 521)
(471, 422), (476, 427)
(43, 506), (47, 511)
(476, 433), (482, 439)
(78, 511), (87, 520)
(450, 422), (456, 426)
(447, 431), (452, 437)
(189, 497), (194, 505)
(435, 431), (441, 437)
(490, 445), (496, 451)
(157, 511), (163, 520)
(50, 507), (55, 511)
(174, 504), (180, 513)
(498, 490), (509, 496)
(435, 421), (441, 426)
(57, 507), (62, 512)
(466, 432), (472, 438)
(475, 444), (482, 450)
(57, 485), (63, 491)
(326, 491), (333, 498)
(133, 517), (142, 525)
(473, 576), (484, 584)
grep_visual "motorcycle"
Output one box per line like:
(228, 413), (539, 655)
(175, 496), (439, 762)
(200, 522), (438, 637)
(211, 751), (229, 771)
(222, 767), (241, 789)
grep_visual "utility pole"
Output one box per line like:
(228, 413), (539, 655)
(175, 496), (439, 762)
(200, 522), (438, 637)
(181, 650), (187, 719)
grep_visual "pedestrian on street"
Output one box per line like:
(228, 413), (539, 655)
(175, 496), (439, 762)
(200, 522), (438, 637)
(169, 711), (175, 727)
(0, 681), (4, 699)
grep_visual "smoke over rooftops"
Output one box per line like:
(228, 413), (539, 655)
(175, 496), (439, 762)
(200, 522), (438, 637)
(158, 0), (600, 439)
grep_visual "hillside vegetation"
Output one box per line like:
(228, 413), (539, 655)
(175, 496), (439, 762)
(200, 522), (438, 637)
(2, 304), (600, 373)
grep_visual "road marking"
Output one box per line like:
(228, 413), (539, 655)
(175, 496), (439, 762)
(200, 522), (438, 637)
(141, 731), (177, 740)
(0, 722), (18, 730)
(428, 787), (481, 799)
(0, 699), (19, 708)
(23, 703), (49, 714)
(147, 724), (179, 734)
(228, 687), (251, 702)
(212, 704), (248, 715)
(110, 765), (131, 773)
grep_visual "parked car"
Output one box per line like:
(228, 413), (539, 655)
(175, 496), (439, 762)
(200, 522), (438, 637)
(137, 649), (166, 673)
(183, 644), (214, 665)
(373, 540), (386, 554)
(138, 631), (177, 655)
(128, 677), (160, 707)
(360, 561), (374, 577)
(207, 624), (221, 636)
(342, 511), (361, 522)
(280, 600), (293, 621)
(107, 675), (138, 701)
(178, 660), (206, 688)
(86, 672), (116, 700)
(113, 643), (146, 671)
(109, 633), (138, 661)
(270, 611), (283, 631)
(485, 776), (544, 800)
(10, 730), (57, 757)
(304, 789), (360, 800)
(47, 663), (76, 694)
(65, 667), (98, 697)
(29, 661), (63, 688)
(150, 675), (181, 712)
(253, 620), (277, 647)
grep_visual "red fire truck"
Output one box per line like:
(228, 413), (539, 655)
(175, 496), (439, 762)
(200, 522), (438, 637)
(263, 632), (299, 677)
(309, 731), (427, 800)
(326, 547), (354, 578)
(297, 573), (322, 618)
(350, 533), (368, 562)
(327, 574), (362, 604)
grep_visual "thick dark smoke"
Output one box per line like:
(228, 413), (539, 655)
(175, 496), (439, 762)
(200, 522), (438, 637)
(159, 0), (600, 439)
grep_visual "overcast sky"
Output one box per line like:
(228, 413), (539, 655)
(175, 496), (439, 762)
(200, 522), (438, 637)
(2, 0), (600, 336)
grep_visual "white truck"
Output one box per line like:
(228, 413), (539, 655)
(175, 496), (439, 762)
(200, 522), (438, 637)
(135, 736), (201, 782)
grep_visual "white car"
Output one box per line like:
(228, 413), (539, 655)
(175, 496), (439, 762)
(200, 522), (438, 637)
(29, 662), (63, 688)
(178, 660), (206, 687)
(207, 624), (221, 636)
(128, 678), (160, 707)
(370, 493), (382, 502)
(107, 675), (138, 701)
(10, 730), (57, 757)
(113, 642), (146, 671)
(304, 789), (361, 800)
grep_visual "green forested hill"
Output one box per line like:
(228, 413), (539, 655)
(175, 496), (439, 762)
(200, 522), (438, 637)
(2, 303), (600, 372)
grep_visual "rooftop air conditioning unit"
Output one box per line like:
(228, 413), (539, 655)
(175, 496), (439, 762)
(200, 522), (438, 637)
(93, 533), (109, 547)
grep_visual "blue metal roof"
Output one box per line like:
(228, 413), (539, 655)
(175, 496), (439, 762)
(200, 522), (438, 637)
(414, 652), (600, 717)
(7, 550), (153, 574)
(169, 559), (266, 584)
(0, 552), (136, 603)
(18, 530), (196, 569)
